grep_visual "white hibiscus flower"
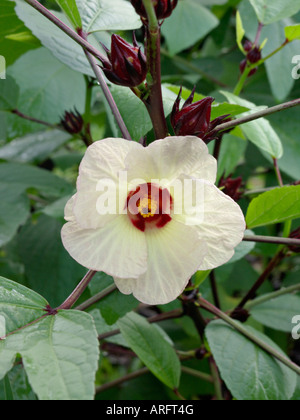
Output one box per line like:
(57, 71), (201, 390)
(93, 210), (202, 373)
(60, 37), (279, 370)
(61, 136), (246, 305)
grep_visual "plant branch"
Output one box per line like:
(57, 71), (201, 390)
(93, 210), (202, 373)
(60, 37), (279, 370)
(79, 31), (132, 140)
(273, 158), (284, 187)
(182, 297), (207, 340)
(246, 284), (300, 310)
(235, 249), (286, 310)
(233, 65), (251, 96)
(57, 270), (97, 310)
(181, 366), (213, 383)
(25, 0), (132, 140)
(209, 271), (221, 309)
(98, 309), (183, 341)
(11, 109), (61, 130)
(142, 0), (168, 140)
(209, 358), (224, 401)
(215, 98), (300, 133)
(243, 234), (300, 247)
(95, 367), (150, 394)
(198, 296), (300, 376)
(75, 284), (117, 311)
(24, 0), (106, 62)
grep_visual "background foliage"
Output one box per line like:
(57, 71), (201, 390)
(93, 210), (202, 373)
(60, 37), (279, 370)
(0, 0), (300, 401)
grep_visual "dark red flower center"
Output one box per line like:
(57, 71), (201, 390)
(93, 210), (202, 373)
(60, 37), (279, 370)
(126, 183), (173, 232)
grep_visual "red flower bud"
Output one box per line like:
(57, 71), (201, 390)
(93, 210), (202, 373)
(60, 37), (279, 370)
(239, 59), (258, 77)
(247, 46), (262, 64)
(243, 40), (253, 53)
(239, 40), (261, 77)
(131, 0), (178, 20)
(61, 110), (84, 134)
(171, 87), (231, 143)
(219, 176), (243, 201)
(288, 228), (300, 253)
(100, 34), (147, 88)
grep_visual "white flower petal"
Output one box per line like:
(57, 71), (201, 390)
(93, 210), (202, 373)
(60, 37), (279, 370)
(74, 138), (142, 229)
(64, 194), (76, 222)
(126, 136), (217, 186)
(114, 220), (207, 305)
(174, 180), (245, 269)
(61, 214), (147, 278)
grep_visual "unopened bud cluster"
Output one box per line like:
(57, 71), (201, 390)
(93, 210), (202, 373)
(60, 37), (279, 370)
(240, 40), (262, 77)
(171, 87), (231, 143)
(61, 110), (84, 134)
(100, 34), (147, 88)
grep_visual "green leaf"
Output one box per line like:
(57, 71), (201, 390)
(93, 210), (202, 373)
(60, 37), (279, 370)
(166, 85), (250, 119)
(0, 162), (73, 197)
(250, 294), (300, 332)
(226, 230), (256, 265)
(236, 11), (246, 52)
(9, 48), (86, 124)
(13, 0), (105, 76)
(0, 278), (99, 400)
(0, 0), (40, 66)
(41, 195), (72, 221)
(220, 91), (283, 159)
(246, 185), (300, 229)
(262, 21), (300, 101)
(56, 0), (82, 29)
(268, 108), (300, 180)
(249, 0), (300, 25)
(76, 0), (141, 32)
(17, 215), (86, 307)
(206, 320), (297, 400)
(161, 0), (219, 55)
(118, 312), (181, 389)
(0, 183), (30, 248)
(216, 133), (247, 181)
(0, 160), (73, 280)
(0, 365), (37, 400)
(109, 84), (178, 140)
(285, 24), (300, 42)
(100, 290), (139, 326)
(0, 76), (19, 111)
(292, 377), (300, 401)
(0, 130), (71, 164)
(0, 276), (48, 334)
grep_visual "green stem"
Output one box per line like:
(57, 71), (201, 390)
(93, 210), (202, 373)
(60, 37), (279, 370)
(181, 366), (213, 383)
(246, 284), (300, 310)
(198, 297), (300, 376)
(258, 40), (289, 66)
(233, 39), (289, 97)
(233, 65), (251, 96)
